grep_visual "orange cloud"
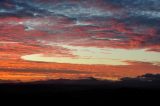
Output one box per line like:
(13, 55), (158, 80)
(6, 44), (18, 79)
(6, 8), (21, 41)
(0, 59), (160, 82)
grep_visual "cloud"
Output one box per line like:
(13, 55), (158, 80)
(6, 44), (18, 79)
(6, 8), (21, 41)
(0, 67), (88, 74)
(0, 0), (160, 82)
(20, 44), (160, 66)
(0, 41), (19, 44)
(1, 57), (160, 82)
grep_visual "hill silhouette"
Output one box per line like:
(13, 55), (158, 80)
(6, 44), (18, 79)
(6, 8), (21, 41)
(0, 74), (160, 101)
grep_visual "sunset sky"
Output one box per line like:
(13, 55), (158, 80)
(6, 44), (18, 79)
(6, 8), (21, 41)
(0, 0), (160, 82)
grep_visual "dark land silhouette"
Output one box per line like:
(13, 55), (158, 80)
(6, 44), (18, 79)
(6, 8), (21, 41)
(0, 74), (160, 103)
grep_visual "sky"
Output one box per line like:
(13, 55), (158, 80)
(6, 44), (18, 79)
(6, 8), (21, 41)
(0, 0), (160, 82)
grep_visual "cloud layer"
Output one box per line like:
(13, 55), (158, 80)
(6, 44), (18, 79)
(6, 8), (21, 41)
(0, 0), (160, 81)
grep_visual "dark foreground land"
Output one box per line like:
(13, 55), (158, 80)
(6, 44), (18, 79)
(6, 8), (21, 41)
(0, 74), (160, 103)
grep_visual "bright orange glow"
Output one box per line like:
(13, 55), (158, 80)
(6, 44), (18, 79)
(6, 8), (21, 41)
(0, 59), (160, 82)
